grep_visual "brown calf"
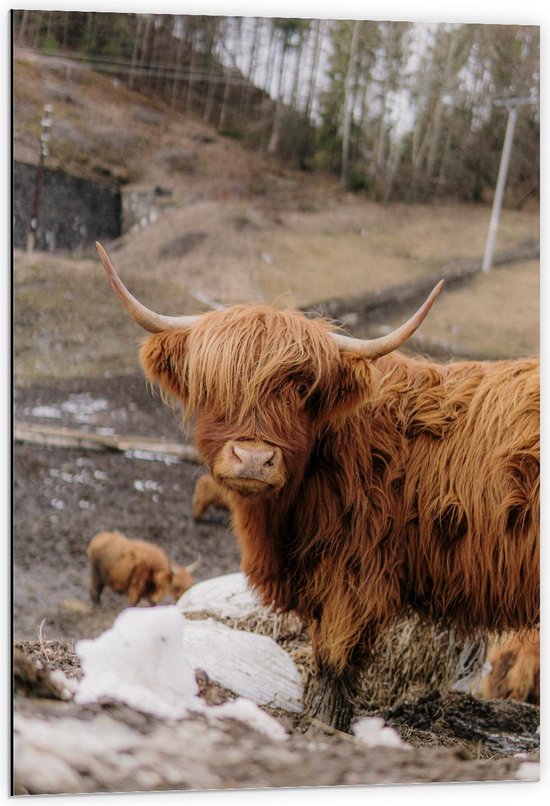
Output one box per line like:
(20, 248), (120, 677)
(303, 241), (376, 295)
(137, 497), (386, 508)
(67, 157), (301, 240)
(192, 474), (232, 520)
(480, 631), (540, 706)
(87, 530), (199, 606)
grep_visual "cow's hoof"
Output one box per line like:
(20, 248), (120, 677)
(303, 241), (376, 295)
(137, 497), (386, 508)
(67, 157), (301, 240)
(305, 675), (355, 733)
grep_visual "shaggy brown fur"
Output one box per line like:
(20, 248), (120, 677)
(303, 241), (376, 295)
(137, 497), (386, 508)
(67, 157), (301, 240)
(480, 631), (540, 706)
(87, 531), (196, 606)
(192, 474), (232, 520)
(138, 303), (539, 729)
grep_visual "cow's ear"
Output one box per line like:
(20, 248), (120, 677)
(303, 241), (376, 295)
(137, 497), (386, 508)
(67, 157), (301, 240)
(319, 353), (378, 422)
(139, 330), (190, 401)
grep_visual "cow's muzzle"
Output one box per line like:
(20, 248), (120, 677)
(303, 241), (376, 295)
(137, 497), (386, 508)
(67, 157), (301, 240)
(213, 440), (285, 494)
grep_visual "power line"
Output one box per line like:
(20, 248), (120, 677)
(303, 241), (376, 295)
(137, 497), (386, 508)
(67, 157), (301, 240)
(16, 46), (262, 90)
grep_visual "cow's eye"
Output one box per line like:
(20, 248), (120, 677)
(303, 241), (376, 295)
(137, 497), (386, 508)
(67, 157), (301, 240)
(296, 382), (309, 398)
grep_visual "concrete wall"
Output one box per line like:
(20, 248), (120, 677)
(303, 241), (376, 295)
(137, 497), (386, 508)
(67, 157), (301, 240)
(13, 161), (121, 252)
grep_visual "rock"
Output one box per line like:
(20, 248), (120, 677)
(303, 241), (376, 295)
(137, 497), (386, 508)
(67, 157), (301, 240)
(184, 618), (304, 713)
(12, 699), (537, 795)
(73, 600), (303, 717)
(178, 571), (263, 619)
(179, 572), (488, 708)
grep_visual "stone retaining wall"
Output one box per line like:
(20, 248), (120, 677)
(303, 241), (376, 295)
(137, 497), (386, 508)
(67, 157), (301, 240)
(13, 161), (121, 252)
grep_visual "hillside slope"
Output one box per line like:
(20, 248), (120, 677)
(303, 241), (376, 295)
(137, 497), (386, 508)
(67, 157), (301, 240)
(14, 47), (539, 362)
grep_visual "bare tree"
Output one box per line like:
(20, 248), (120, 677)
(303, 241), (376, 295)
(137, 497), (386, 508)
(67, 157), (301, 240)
(304, 18), (324, 123)
(267, 20), (304, 155)
(341, 20), (362, 185)
(129, 13), (145, 89)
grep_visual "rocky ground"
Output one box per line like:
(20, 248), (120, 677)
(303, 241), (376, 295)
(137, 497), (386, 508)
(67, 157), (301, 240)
(12, 687), (540, 795)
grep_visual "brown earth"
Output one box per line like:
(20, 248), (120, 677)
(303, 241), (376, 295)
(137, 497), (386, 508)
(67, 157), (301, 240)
(13, 371), (239, 642)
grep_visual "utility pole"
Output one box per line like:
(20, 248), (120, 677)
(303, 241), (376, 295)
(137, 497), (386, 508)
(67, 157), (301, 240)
(26, 104), (53, 252)
(482, 97), (535, 273)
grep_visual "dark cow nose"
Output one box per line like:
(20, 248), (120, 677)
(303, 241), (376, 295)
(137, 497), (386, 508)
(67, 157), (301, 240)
(232, 443), (275, 469)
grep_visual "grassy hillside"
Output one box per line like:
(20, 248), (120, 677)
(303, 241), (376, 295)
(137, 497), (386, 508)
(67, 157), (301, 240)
(14, 47), (539, 384)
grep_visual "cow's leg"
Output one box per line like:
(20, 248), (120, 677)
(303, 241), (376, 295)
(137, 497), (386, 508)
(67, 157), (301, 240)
(127, 583), (143, 606)
(305, 661), (360, 733)
(305, 631), (373, 732)
(192, 474), (221, 520)
(127, 565), (149, 606)
(89, 564), (104, 604)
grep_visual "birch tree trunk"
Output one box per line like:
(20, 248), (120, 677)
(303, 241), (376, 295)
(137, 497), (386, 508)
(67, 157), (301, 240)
(17, 9), (30, 44)
(129, 13), (145, 90)
(168, 17), (185, 106)
(425, 26), (461, 180)
(267, 43), (288, 155)
(242, 17), (262, 118)
(290, 24), (308, 112)
(185, 34), (197, 114)
(341, 20), (362, 186)
(304, 19), (324, 124)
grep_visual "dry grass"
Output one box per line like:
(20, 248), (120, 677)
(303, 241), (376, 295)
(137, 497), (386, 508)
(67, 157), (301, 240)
(99, 196), (539, 322)
(253, 202), (538, 307)
(402, 260), (539, 360)
(14, 50), (271, 190)
(185, 607), (487, 714)
(13, 248), (211, 385)
(14, 639), (81, 680)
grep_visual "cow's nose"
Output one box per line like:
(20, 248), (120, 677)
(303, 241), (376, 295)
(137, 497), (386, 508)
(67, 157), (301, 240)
(216, 440), (284, 490)
(232, 443), (275, 469)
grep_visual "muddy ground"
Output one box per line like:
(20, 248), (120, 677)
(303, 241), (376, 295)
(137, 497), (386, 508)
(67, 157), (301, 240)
(13, 371), (239, 641)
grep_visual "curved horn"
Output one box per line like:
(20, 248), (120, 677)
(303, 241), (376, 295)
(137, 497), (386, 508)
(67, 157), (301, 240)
(331, 280), (444, 358)
(184, 555), (202, 574)
(96, 242), (202, 333)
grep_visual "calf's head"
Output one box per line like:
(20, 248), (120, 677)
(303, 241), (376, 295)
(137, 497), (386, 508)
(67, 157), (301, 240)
(96, 243), (442, 499)
(170, 556), (201, 599)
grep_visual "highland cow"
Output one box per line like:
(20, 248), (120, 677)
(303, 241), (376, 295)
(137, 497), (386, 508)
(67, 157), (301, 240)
(96, 242), (539, 730)
(87, 530), (199, 606)
(480, 631), (540, 706)
(192, 473), (232, 520)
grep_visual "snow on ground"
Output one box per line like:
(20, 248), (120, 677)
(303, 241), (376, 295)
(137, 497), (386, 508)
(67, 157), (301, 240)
(74, 602), (296, 739)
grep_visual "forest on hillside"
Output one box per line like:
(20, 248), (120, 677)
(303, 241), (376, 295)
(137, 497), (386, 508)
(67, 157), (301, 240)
(13, 10), (539, 206)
